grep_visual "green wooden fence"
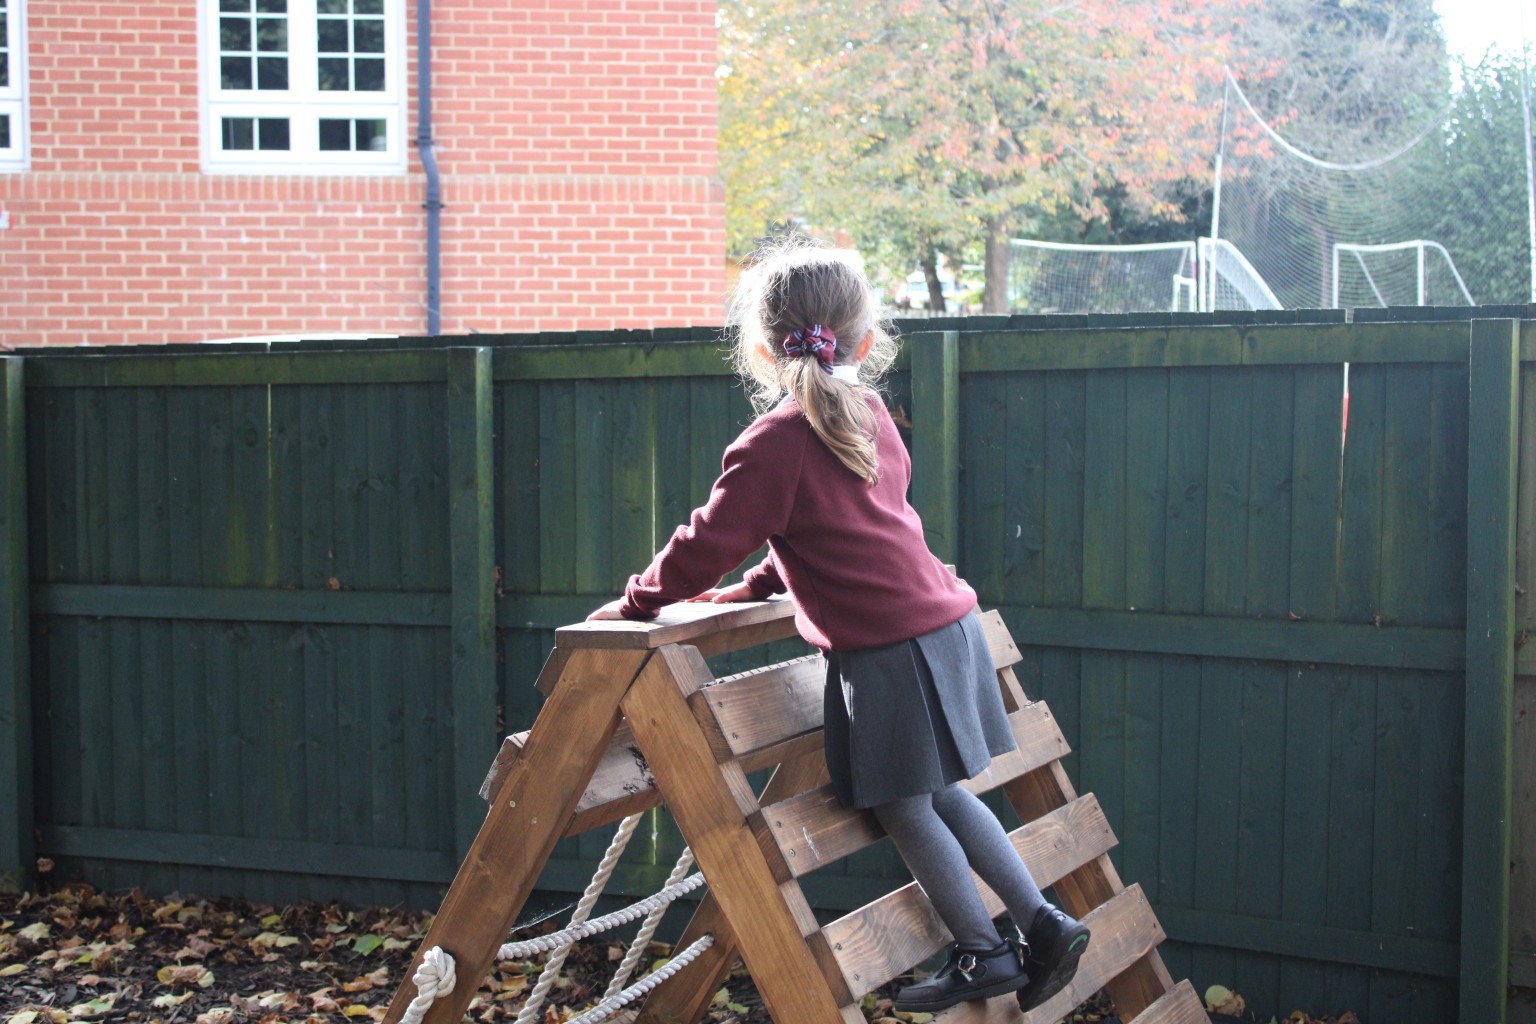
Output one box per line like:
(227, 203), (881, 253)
(2, 309), (1534, 1024)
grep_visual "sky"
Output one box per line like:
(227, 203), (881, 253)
(1434, 0), (1531, 62)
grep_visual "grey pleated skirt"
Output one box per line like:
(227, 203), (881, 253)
(822, 610), (1016, 809)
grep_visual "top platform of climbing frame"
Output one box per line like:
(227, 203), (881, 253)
(554, 597), (799, 657)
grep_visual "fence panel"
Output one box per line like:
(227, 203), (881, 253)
(5, 317), (1536, 1024)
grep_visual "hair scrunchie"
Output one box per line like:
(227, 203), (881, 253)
(782, 324), (837, 371)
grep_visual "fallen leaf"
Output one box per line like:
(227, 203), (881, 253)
(352, 933), (384, 956)
(150, 994), (195, 1009)
(0, 963), (28, 977)
(17, 923), (50, 942)
(65, 996), (113, 1020)
(342, 1006), (373, 1018)
(6, 1012), (39, 1024)
(194, 1010), (236, 1024)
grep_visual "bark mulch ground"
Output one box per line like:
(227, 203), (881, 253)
(2, 882), (1354, 1024)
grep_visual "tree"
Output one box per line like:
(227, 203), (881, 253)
(1402, 54), (1536, 304)
(719, 0), (1245, 311)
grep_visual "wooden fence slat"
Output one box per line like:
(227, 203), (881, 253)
(1462, 319), (1520, 1024)
(0, 358), (33, 892)
(910, 330), (961, 566)
(448, 348), (498, 858)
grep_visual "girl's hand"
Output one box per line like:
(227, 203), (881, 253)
(586, 598), (628, 621)
(686, 581), (757, 604)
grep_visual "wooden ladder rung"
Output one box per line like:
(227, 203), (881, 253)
(481, 721), (664, 836)
(819, 795), (1119, 997)
(1125, 980), (1208, 1024)
(755, 704), (1071, 877)
(906, 885), (1165, 1024)
(691, 655), (826, 767)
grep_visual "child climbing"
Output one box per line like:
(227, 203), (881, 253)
(588, 239), (1089, 1013)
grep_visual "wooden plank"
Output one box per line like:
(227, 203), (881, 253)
(573, 379), (616, 595)
(692, 654), (824, 763)
(820, 795), (1118, 998)
(957, 322), (1465, 375)
(618, 644), (847, 1024)
(1125, 981), (1209, 1024)
(960, 371), (1009, 603)
(1462, 319), (1520, 1024)
(634, 750), (832, 1024)
(538, 378), (578, 595)
(448, 348), (498, 858)
(27, 349), (448, 389)
(835, 883), (1161, 1024)
(491, 340), (739, 382)
(555, 597), (797, 651)
(0, 358), (33, 891)
(910, 331), (961, 565)
(1000, 760), (1174, 1018)
(39, 823), (457, 882)
(1001, 605), (1463, 670)
(32, 582), (454, 625)
(1154, 903), (1458, 978)
(758, 704), (1070, 877)
(976, 608), (1023, 670)
(382, 646), (650, 1024)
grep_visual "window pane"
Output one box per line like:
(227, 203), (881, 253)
(220, 17), (251, 52)
(356, 119), (386, 151)
(222, 117), (254, 150)
(258, 118), (290, 150)
(256, 56), (288, 89)
(256, 17), (286, 51)
(317, 0), (346, 12)
(0, 115), (10, 150)
(318, 118), (350, 151)
(317, 57), (348, 91)
(221, 56), (252, 90)
(356, 0), (384, 14)
(255, 0), (287, 12)
(219, 0), (249, 11)
(353, 20), (383, 54)
(316, 19), (347, 52)
(354, 58), (384, 91)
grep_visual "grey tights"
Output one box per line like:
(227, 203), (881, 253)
(871, 785), (1048, 951)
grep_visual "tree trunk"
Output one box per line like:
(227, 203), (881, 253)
(983, 214), (1011, 313)
(921, 252), (946, 312)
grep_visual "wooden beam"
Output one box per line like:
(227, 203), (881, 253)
(448, 347), (499, 858)
(910, 330), (961, 565)
(620, 644), (847, 1024)
(0, 357), (33, 893)
(1461, 318), (1520, 1024)
(382, 646), (650, 1024)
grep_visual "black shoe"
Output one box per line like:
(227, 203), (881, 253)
(1015, 904), (1091, 1012)
(893, 938), (1031, 1013)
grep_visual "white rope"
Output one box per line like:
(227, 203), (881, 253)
(497, 871), (706, 960)
(602, 847), (697, 1000)
(512, 812), (645, 1024)
(564, 934), (717, 1024)
(398, 946), (457, 1024)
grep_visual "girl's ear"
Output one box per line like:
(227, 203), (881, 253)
(755, 340), (776, 367)
(855, 330), (875, 361)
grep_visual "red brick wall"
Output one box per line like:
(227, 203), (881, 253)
(0, 0), (724, 347)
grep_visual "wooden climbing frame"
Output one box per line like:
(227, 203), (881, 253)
(383, 600), (1209, 1024)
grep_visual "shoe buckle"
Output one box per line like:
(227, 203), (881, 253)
(956, 952), (978, 980)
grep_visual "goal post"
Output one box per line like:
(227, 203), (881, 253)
(1330, 240), (1476, 308)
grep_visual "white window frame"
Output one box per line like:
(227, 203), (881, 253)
(0, 0), (29, 172)
(198, 0), (407, 175)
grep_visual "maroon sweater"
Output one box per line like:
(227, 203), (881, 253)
(620, 393), (977, 651)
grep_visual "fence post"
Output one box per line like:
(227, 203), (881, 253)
(909, 330), (960, 566)
(448, 348), (497, 860)
(1462, 319), (1519, 1024)
(0, 357), (33, 893)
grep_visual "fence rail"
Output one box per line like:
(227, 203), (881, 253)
(2, 307), (1535, 1024)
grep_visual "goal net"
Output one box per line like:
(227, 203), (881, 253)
(1332, 240), (1475, 307)
(1009, 239), (1199, 314)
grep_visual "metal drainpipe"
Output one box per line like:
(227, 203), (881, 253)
(417, 0), (443, 335)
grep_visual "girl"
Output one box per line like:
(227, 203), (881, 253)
(588, 240), (1089, 1013)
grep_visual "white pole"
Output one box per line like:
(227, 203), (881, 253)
(1417, 242), (1426, 306)
(1331, 246), (1340, 308)
(1206, 70), (1233, 313)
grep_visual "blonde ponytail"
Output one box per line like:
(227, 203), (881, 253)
(728, 239), (899, 485)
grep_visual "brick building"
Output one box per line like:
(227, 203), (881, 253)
(0, 0), (724, 347)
